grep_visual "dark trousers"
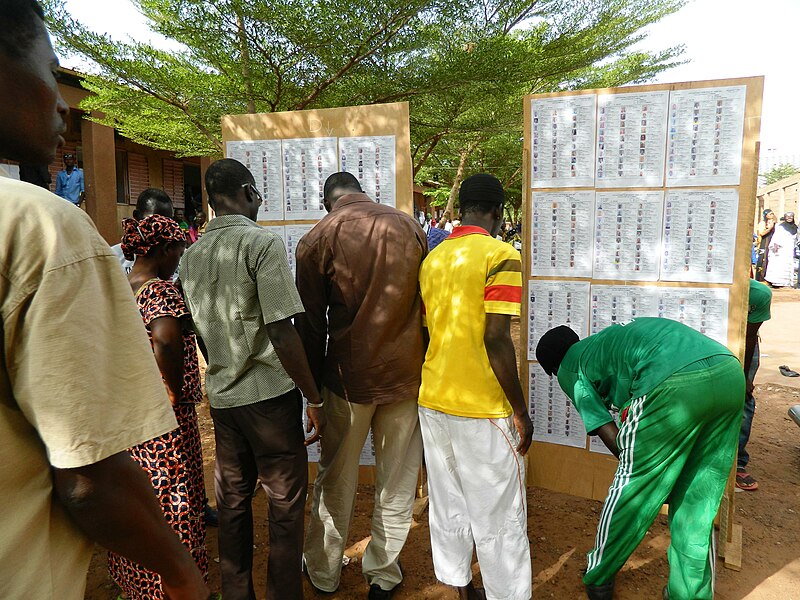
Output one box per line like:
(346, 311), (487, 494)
(211, 390), (308, 600)
(738, 341), (760, 470)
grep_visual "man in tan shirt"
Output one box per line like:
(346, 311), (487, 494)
(296, 172), (426, 599)
(0, 2), (208, 598)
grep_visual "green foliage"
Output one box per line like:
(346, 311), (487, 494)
(45, 0), (686, 182)
(408, 0), (685, 213)
(762, 163), (800, 186)
(421, 185), (451, 208)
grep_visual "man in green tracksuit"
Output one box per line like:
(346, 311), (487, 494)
(536, 318), (744, 600)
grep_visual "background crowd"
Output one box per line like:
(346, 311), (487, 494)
(754, 209), (799, 287)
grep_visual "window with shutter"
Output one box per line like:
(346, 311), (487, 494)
(127, 152), (150, 204)
(162, 159), (185, 208)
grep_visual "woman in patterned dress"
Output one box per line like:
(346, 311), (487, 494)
(109, 214), (209, 598)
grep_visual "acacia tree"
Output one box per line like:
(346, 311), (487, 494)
(762, 163), (799, 185)
(45, 0), (685, 195)
(408, 1), (686, 218)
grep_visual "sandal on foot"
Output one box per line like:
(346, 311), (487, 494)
(779, 365), (800, 377)
(736, 471), (759, 490)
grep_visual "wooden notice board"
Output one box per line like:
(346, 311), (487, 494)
(220, 102), (414, 483)
(521, 77), (763, 559)
(221, 101), (414, 222)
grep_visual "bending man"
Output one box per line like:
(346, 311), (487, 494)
(536, 318), (744, 600)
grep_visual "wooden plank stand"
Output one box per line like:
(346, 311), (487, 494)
(521, 77), (764, 578)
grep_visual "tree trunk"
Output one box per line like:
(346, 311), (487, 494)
(236, 11), (256, 114)
(443, 141), (478, 221)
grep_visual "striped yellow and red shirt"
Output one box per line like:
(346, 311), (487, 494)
(418, 225), (522, 418)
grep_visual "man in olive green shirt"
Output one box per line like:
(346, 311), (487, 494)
(180, 159), (323, 600)
(536, 318), (744, 600)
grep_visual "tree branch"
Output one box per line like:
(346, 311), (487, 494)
(235, 10), (256, 113)
(292, 9), (418, 110)
(502, 4), (540, 34)
(443, 140), (479, 219)
(502, 166), (522, 188)
(413, 133), (444, 174)
(112, 72), (222, 151)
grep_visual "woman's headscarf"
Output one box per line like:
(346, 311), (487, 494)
(781, 212), (798, 236)
(121, 214), (187, 261)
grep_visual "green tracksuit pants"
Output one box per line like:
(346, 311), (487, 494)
(583, 356), (744, 600)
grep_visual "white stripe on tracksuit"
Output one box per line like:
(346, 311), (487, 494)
(586, 394), (647, 573)
(708, 528), (717, 590)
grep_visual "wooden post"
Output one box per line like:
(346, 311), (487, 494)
(80, 117), (118, 243)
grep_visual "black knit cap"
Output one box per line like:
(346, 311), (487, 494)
(536, 325), (580, 376)
(459, 173), (505, 211)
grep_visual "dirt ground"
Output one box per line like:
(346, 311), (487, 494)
(84, 291), (800, 599)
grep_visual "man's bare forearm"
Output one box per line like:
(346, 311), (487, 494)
(484, 313), (533, 454)
(485, 334), (527, 416)
(293, 313), (327, 390)
(53, 452), (208, 597)
(484, 314), (527, 416)
(592, 422), (620, 458)
(743, 321), (762, 378)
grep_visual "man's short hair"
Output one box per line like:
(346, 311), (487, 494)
(205, 159), (254, 207)
(136, 188), (174, 219)
(323, 171), (362, 200)
(459, 173), (505, 215)
(536, 325), (580, 376)
(0, 0), (45, 59)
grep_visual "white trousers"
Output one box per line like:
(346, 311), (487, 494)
(419, 407), (531, 600)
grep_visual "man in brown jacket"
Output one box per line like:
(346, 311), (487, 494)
(296, 172), (426, 599)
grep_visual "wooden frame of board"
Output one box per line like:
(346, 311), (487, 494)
(521, 76), (764, 568)
(220, 101), (414, 222)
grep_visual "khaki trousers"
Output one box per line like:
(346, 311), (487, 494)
(303, 389), (422, 592)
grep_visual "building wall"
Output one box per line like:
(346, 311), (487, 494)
(756, 173), (800, 228)
(111, 137), (201, 239)
(2, 74), (204, 244)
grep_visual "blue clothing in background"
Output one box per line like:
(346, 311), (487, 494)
(427, 227), (450, 251)
(55, 168), (84, 205)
